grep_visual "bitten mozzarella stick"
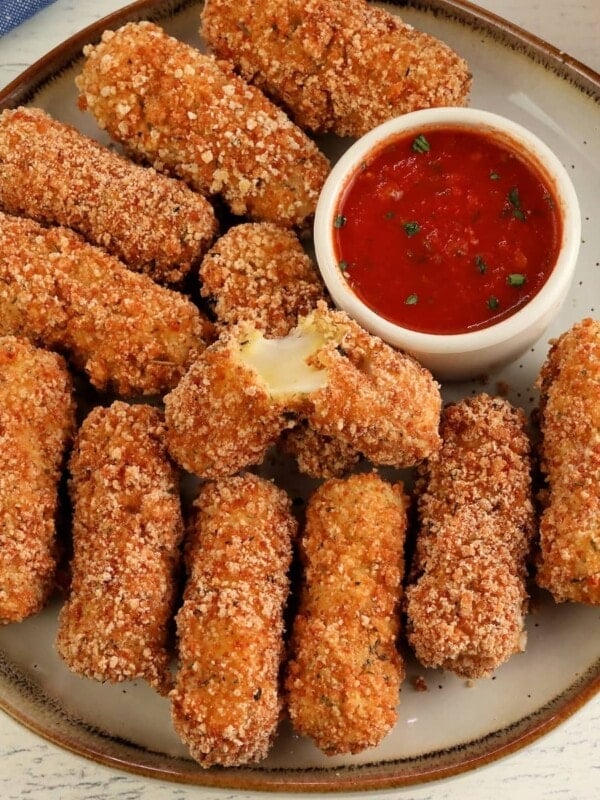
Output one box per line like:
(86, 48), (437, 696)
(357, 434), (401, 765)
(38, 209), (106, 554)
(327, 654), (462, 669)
(77, 22), (330, 228)
(0, 337), (75, 624)
(406, 394), (535, 678)
(201, 0), (471, 137)
(170, 474), (296, 767)
(0, 212), (211, 396)
(285, 473), (407, 756)
(0, 107), (218, 284)
(536, 318), (600, 604)
(56, 402), (183, 693)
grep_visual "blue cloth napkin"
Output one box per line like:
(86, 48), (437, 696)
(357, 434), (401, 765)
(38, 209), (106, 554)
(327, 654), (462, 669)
(0, 0), (57, 37)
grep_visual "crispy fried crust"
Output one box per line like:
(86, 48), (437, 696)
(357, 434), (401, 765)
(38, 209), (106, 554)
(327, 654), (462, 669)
(77, 22), (330, 227)
(0, 211), (211, 396)
(406, 394), (535, 678)
(0, 107), (218, 284)
(285, 473), (407, 755)
(164, 334), (292, 478)
(55, 402), (183, 693)
(200, 222), (325, 336)
(306, 307), (441, 466)
(201, 0), (471, 137)
(0, 337), (75, 624)
(535, 318), (600, 604)
(170, 474), (296, 767)
(278, 421), (361, 478)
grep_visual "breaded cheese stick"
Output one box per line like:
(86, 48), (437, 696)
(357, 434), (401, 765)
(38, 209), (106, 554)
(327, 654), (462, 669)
(0, 211), (211, 396)
(77, 22), (330, 228)
(170, 474), (296, 767)
(285, 473), (407, 755)
(56, 402), (183, 693)
(406, 394), (535, 678)
(0, 337), (75, 624)
(201, 0), (471, 137)
(536, 318), (600, 604)
(278, 421), (360, 478)
(0, 107), (218, 284)
(200, 222), (325, 336)
(164, 304), (441, 478)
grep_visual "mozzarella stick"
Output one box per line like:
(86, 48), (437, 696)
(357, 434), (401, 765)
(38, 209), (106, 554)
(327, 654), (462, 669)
(406, 394), (535, 678)
(201, 0), (471, 137)
(170, 474), (296, 766)
(285, 473), (407, 756)
(536, 318), (600, 604)
(0, 107), (218, 284)
(56, 402), (183, 693)
(200, 222), (325, 336)
(0, 211), (211, 396)
(0, 336), (75, 624)
(77, 22), (330, 228)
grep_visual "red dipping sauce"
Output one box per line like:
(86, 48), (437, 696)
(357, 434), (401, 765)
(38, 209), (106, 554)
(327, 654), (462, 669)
(333, 127), (562, 335)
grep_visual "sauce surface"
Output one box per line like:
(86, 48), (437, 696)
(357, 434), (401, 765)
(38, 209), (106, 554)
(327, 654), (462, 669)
(333, 127), (562, 334)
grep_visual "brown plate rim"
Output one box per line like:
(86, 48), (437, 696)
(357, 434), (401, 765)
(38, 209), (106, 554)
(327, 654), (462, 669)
(0, 0), (599, 792)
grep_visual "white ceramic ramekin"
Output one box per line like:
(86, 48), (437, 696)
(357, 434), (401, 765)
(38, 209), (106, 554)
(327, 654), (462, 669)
(313, 107), (581, 380)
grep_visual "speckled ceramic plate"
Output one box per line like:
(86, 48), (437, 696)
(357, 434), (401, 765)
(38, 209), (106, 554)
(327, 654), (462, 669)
(0, 0), (599, 792)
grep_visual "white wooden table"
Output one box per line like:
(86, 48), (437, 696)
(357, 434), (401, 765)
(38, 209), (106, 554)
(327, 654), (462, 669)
(0, 2), (598, 798)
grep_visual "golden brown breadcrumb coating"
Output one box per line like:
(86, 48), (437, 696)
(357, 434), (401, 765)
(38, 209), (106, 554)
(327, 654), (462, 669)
(201, 0), (471, 137)
(76, 22), (330, 228)
(303, 306), (441, 467)
(406, 394), (535, 679)
(0, 211), (211, 396)
(170, 474), (296, 767)
(164, 304), (441, 478)
(535, 318), (600, 604)
(0, 107), (218, 284)
(286, 473), (407, 755)
(55, 402), (183, 693)
(164, 331), (294, 478)
(278, 421), (360, 479)
(200, 222), (325, 336)
(0, 337), (75, 624)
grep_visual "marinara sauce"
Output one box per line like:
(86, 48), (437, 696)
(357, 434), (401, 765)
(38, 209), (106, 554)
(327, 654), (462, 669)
(333, 127), (561, 334)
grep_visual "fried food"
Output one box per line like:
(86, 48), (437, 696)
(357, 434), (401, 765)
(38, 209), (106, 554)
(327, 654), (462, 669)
(76, 21), (330, 228)
(0, 337), (75, 624)
(278, 421), (360, 478)
(405, 394), (535, 678)
(285, 473), (407, 755)
(0, 211), (211, 396)
(164, 304), (441, 477)
(535, 318), (600, 604)
(200, 222), (325, 336)
(201, 0), (471, 138)
(0, 106), (218, 284)
(55, 402), (183, 693)
(170, 474), (296, 767)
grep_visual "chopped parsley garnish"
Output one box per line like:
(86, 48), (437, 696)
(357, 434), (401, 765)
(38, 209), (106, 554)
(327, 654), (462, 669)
(338, 260), (348, 272)
(489, 171), (501, 180)
(411, 134), (430, 154)
(475, 255), (488, 274)
(334, 214), (347, 228)
(507, 273), (526, 286)
(487, 296), (500, 310)
(405, 293), (418, 305)
(402, 221), (421, 237)
(508, 187), (526, 221)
